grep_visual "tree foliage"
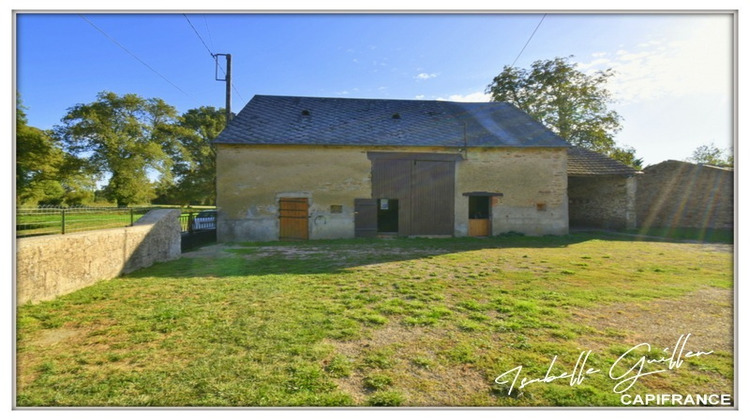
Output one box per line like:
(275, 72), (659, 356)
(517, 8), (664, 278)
(687, 143), (733, 167)
(56, 92), (181, 207)
(157, 106), (225, 206)
(16, 96), (95, 205)
(486, 56), (641, 168)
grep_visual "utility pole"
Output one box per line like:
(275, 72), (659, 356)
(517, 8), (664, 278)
(214, 53), (232, 123)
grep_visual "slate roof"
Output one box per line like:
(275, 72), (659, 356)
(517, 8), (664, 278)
(214, 95), (569, 148)
(567, 146), (640, 176)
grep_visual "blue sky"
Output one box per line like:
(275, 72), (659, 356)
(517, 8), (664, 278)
(14, 11), (736, 168)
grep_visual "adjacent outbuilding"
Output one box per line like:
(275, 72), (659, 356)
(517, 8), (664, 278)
(567, 146), (640, 230)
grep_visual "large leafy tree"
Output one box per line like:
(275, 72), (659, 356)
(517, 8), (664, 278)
(486, 56), (641, 168)
(164, 106), (225, 206)
(16, 97), (95, 205)
(56, 92), (181, 207)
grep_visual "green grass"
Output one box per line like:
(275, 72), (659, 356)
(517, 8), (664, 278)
(16, 233), (733, 407)
(622, 227), (733, 244)
(16, 209), (148, 237)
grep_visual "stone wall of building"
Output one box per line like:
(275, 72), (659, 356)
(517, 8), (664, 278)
(456, 147), (568, 236)
(636, 160), (733, 229)
(17, 209), (181, 305)
(568, 175), (637, 229)
(216, 144), (569, 241)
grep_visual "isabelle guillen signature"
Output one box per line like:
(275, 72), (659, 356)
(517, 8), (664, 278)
(494, 334), (713, 395)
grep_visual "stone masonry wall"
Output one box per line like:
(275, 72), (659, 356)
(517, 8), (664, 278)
(636, 160), (733, 229)
(17, 209), (181, 305)
(568, 175), (637, 229)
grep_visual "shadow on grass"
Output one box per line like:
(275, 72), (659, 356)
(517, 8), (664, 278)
(125, 231), (718, 279)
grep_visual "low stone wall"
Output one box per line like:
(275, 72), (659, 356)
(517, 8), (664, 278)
(636, 160), (733, 230)
(16, 209), (181, 305)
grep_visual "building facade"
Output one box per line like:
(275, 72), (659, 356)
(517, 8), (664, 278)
(214, 95), (571, 241)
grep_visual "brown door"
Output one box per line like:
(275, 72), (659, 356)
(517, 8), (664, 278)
(411, 160), (455, 235)
(354, 198), (378, 238)
(279, 198), (309, 240)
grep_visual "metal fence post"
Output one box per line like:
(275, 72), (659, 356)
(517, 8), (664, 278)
(61, 209), (66, 235)
(130, 208), (134, 226)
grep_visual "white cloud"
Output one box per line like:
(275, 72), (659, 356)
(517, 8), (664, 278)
(415, 72), (438, 80)
(436, 91), (491, 102)
(577, 18), (732, 104)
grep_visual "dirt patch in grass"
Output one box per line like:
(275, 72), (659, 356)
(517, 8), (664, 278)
(180, 243), (244, 259)
(573, 286), (733, 353)
(325, 324), (489, 406)
(30, 328), (83, 347)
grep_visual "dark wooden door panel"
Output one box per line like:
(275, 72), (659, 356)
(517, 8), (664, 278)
(372, 159), (412, 236)
(411, 160), (454, 235)
(354, 198), (378, 238)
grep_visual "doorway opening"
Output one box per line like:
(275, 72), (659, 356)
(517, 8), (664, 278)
(377, 198), (399, 233)
(468, 196), (491, 237)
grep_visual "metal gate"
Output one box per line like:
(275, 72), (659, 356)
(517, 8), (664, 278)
(279, 197), (309, 240)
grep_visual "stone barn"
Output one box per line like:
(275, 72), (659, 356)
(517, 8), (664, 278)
(214, 95), (572, 242)
(636, 160), (733, 230)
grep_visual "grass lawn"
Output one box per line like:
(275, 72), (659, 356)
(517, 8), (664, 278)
(16, 233), (734, 407)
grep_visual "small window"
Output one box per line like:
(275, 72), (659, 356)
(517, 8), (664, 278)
(330, 205), (343, 214)
(536, 203), (547, 211)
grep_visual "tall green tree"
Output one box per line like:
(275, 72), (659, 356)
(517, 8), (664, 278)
(56, 91), (181, 207)
(687, 142), (733, 167)
(168, 106), (225, 206)
(16, 96), (95, 205)
(486, 56), (641, 168)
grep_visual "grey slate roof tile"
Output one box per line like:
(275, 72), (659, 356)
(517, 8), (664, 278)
(214, 95), (569, 148)
(567, 146), (640, 176)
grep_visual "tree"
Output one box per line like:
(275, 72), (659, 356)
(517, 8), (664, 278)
(486, 56), (640, 167)
(56, 92), (181, 207)
(168, 106), (225, 206)
(687, 143), (733, 167)
(16, 98), (64, 204)
(16, 96), (95, 205)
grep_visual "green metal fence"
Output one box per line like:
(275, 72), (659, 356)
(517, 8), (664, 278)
(16, 207), (151, 238)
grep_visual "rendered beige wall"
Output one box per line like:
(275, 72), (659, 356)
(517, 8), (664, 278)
(16, 209), (181, 305)
(216, 145), (373, 241)
(216, 144), (569, 241)
(455, 147), (568, 236)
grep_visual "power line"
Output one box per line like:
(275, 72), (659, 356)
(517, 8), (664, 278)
(511, 14), (547, 68)
(183, 14), (246, 105)
(79, 15), (192, 98)
(203, 15), (215, 52)
(183, 14), (213, 58)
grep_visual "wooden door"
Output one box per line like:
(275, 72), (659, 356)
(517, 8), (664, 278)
(411, 160), (455, 235)
(371, 158), (412, 236)
(468, 219), (491, 237)
(354, 198), (378, 238)
(279, 198), (309, 240)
